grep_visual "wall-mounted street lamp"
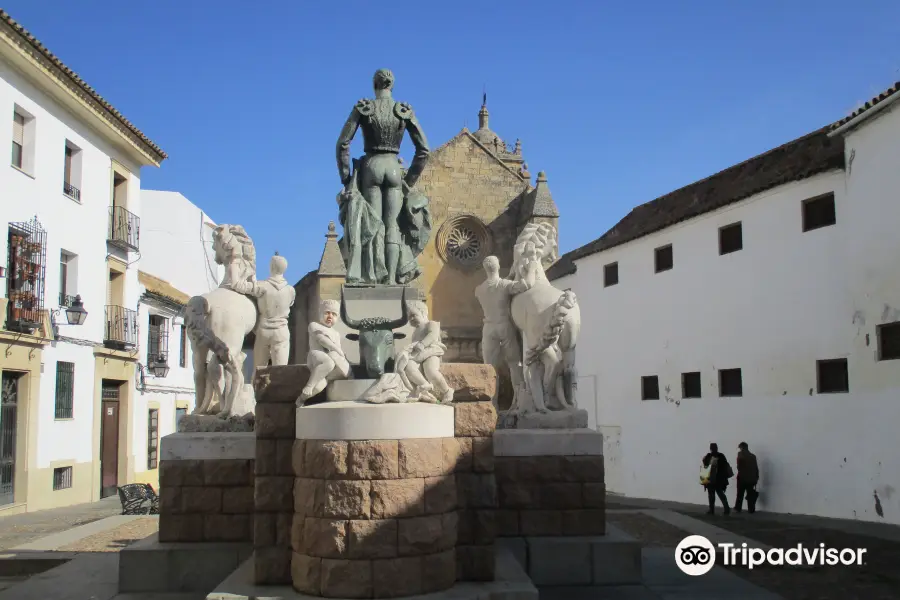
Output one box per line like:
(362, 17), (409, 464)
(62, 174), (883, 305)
(63, 295), (88, 325)
(148, 358), (170, 378)
(51, 294), (88, 328)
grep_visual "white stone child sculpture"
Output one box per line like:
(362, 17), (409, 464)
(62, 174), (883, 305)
(396, 300), (455, 403)
(298, 299), (350, 405)
(250, 254), (296, 367)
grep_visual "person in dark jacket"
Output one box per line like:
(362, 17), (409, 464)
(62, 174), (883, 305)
(735, 441), (759, 513)
(702, 443), (731, 515)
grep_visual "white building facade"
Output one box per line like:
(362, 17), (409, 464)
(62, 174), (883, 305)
(132, 190), (220, 491)
(0, 10), (166, 513)
(549, 83), (900, 524)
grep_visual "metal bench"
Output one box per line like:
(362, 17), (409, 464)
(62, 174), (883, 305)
(117, 483), (160, 515)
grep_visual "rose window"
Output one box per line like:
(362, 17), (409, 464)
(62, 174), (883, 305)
(437, 215), (491, 269)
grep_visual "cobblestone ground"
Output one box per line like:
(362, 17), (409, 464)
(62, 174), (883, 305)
(697, 513), (900, 600)
(0, 497), (120, 550)
(59, 517), (158, 553)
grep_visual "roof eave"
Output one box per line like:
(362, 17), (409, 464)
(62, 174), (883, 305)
(830, 90), (900, 138)
(0, 20), (165, 167)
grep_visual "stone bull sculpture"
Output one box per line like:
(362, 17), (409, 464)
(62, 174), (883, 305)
(340, 288), (409, 379)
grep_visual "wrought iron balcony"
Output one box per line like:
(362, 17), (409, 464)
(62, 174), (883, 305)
(104, 305), (138, 350)
(63, 182), (80, 202)
(107, 206), (140, 251)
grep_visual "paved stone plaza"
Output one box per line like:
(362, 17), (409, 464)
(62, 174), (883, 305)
(1, 494), (899, 599)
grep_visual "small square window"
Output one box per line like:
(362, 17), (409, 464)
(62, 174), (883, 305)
(719, 222), (743, 255)
(654, 245), (673, 273)
(877, 322), (900, 361)
(53, 466), (72, 490)
(802, 193), (836, 232)
(817, 358), (848, 394)
(682, 372), (701, 398)
(718, 368), (742, 397)
(603, 262), (619, 287)
(641, 375), (660, 400)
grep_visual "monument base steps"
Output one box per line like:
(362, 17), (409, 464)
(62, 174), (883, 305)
(207, 545), (536, 600)
(496, 525), (642, 587)
(118, 533), (251, 593)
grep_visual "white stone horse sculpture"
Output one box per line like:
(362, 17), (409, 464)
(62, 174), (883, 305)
(508, 223), (581, 415)
(184, 225), (258, 417)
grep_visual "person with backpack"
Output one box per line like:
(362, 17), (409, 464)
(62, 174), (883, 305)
(734, 441), (760, 513)
(702, 442), (732, 515)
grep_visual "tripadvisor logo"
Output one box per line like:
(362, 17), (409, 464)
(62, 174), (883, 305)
(675, 535), (867, 575)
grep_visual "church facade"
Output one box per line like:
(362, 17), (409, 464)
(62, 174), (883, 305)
(289, 101), (560, 365)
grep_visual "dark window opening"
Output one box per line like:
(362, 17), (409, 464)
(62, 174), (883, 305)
(641, 375), (660, 400)
(802, 193), (836, 232)
(147, 408), (159, 470)
(175, 407), (187, 429)
(52, 466), (72, 491)
(54, 361), (74, 419)
(682, 372), (701, 398)
(603, 262), (619, 287)
(719, 368), (743, 397)
(179, 325), (187, 367)
(147, 315), (169, 373)
(719, 222), (743, 255)
(817, 358), (849, 394)
(654, 245), (673, 273)
(877, 322), (900, 361)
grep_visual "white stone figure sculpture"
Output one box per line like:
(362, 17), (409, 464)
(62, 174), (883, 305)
(394, 300), (454, 403)
(185, 225), (258, 418)
(299, 299), (351, 405)
(496, 223), (583, 427)
(250, 254), (296, 367)
(361, 372), (411, 404)
(475, 256), (530, 410)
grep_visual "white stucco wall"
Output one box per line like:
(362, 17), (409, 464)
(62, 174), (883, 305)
(139, 190), (221, 296)
(0, 59), (143, 475)
(563, 103), (900, 524)
(132, 190), (221, 477)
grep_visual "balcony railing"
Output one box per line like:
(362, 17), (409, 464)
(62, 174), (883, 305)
(63, 182), (80, 202)
(107, 206), (140, 252)
(104, 305), (138, 349)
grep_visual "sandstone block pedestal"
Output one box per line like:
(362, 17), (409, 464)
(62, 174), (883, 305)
(493, 428), (639, 586)
(292, 403), (458, 599)
(158, 432), (256, 544)
(288, 398), (499, 598)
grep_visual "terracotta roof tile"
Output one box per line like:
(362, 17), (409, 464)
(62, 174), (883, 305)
(831, 81), (900, 131)
(548, 126), (845, 280)
(0, 9), (167, 162)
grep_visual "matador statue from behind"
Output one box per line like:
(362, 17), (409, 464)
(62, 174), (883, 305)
(336, 68), (432, 286)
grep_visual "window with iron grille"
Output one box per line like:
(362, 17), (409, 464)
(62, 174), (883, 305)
(54, 361), (75, 419)
(52, 466), (72, 491)
(179, 325), (187, 367)
(147, 315), (169, 372)
(147, 408), (159, 470)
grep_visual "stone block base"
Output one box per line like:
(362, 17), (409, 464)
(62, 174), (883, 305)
(118, 532), (251, 593)
(498, 408), (588, 430)
(500, 525), (642, 587)
(158, 432), (256, 543)
(209, 546), (536, 600)
(494, 429), (605, 538)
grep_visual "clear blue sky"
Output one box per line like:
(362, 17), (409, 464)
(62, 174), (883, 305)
(5, 1), (898, 284)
